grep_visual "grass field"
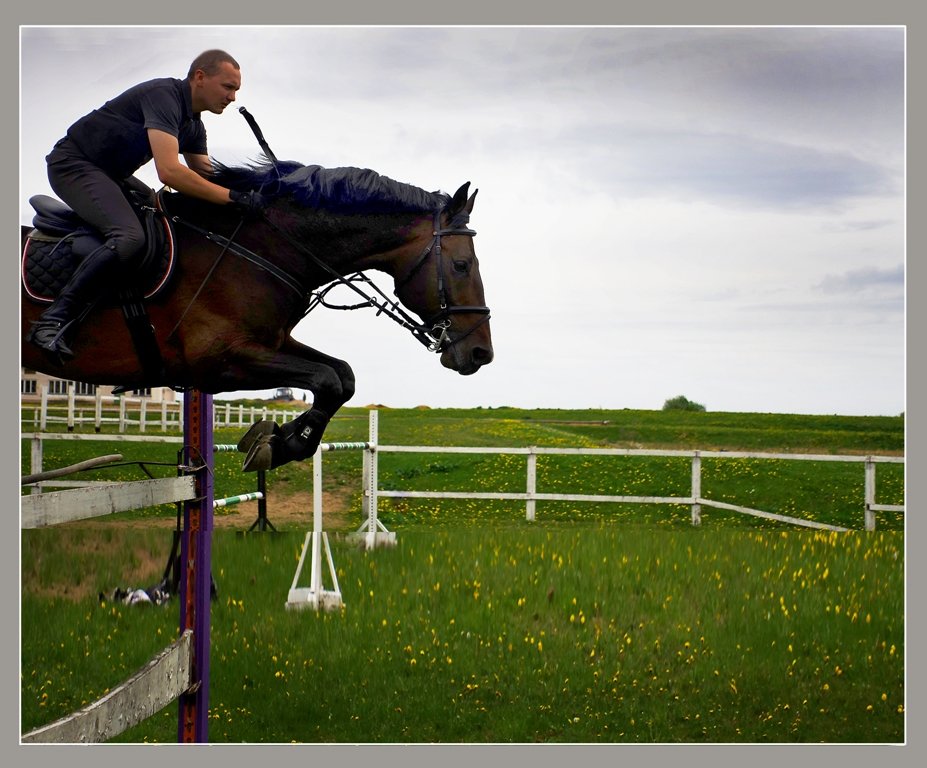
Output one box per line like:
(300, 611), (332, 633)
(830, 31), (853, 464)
(20, 405), (906, 742)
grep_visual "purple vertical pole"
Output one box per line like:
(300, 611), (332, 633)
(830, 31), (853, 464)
(178, 390), (213, 743)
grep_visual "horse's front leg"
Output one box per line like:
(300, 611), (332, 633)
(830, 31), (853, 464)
(237, 406), (332, 472)
(215, 338), (355, 472)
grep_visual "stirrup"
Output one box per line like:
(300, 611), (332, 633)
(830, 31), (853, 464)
(26, 319), (76, 359)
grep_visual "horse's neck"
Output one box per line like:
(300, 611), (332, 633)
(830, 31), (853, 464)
(301, 209), (433, 279)
(172, 196), (432, 286)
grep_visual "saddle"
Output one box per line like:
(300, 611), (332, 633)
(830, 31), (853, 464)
(21, 192), (176, 304)
(21, 189), (177, 386)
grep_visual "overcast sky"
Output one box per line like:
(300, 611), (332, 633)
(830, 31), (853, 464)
(19, 26), (905, 416)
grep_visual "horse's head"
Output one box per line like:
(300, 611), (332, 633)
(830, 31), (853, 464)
(393, 182), (494, 375)
(208, 161), (494, 374)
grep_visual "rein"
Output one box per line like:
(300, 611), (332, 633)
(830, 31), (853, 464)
(225, 107), (490, 351)
(168, 205), (490, 354)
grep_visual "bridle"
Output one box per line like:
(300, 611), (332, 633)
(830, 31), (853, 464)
(184, 107), (492, 353)
(389, 208), (492, 352)
(169, 201), (491, 354)
(297, 206), (491, 353)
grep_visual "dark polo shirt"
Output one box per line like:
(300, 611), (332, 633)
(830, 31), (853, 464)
(61, 77), (207, 179)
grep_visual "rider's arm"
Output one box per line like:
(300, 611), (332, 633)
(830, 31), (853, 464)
(148, 128), (233, 204)
(183, 152), (215, 178)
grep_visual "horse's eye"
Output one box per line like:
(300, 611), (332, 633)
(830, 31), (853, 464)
(453, 260), (469, 274)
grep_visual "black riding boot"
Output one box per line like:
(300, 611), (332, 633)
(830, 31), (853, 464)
(27, 241), (120, 359)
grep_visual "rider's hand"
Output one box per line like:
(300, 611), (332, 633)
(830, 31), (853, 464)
(229, 189), (267, 216)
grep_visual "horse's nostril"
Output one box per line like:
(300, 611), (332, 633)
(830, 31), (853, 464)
(472, 346), (494, 366)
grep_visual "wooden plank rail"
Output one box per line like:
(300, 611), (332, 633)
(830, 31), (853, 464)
(20, 390), (218, 743)
(21, 630), (193, 744)
(21, 454), (123, 485)
(21, 476), (197, 529)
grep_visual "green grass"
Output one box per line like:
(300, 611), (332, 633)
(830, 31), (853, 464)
(20, 405), (906, 742)
(21, 525), (904, 743)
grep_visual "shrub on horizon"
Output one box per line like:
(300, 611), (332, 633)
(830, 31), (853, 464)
(662, 395), (706, 412)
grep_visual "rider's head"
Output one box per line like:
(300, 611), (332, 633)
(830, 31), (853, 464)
(188, 50), (241, 115)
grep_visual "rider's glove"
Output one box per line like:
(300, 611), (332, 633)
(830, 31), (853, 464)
(229, 189), (267, 216)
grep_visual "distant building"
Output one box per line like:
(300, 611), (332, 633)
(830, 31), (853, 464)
(20, 368), (178, 403)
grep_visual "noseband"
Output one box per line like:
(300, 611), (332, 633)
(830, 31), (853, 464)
(393, 209), (492, 352)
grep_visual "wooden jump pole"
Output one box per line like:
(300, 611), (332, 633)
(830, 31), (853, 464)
(177, 389), (213, 743)
(21, 453), (123, 486)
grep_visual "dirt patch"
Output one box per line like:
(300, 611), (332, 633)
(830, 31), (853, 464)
(23, 488), (361, 603)
(211, 488), (358, 532)
(54, 487), (359, 533)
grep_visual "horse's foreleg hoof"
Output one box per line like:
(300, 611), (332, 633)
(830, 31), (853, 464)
(237, 419), (280, 454)
(242, 436), (276, 472)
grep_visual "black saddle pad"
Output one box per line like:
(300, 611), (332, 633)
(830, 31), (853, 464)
(21, 203), (176, 304)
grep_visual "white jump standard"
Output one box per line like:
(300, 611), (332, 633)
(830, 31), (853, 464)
(286, 410), (390, 611)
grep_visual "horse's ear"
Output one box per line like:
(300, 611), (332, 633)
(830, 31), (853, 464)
(448, 182), (471, 215)
(465, 188), (478, 214)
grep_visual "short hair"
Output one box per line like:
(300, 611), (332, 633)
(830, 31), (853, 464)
(187, 50), (240, 79)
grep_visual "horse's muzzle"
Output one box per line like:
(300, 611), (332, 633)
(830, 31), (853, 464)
(442, 341), (494, 375)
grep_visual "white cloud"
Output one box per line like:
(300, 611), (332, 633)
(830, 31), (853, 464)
(19, 26), (905, 415)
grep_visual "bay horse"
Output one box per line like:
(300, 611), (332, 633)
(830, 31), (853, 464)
(20, 160), (494, 471)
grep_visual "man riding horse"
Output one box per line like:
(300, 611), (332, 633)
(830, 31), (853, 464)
(23, 54), (494, 473)
(27, 49), (264, 360)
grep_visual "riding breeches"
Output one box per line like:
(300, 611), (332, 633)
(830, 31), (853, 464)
(46, 138), (146, 266)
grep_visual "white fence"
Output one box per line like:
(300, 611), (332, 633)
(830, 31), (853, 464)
(306, 412), (904, 535)
(374, 446), (904, 532)
(21, 391), (220, 742)
(22, 405), (905, 533)
(21, 631), (194, 743)
(22, 384), (303, 434)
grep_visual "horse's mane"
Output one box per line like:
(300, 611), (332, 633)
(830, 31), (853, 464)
(211, 158), (449, 214)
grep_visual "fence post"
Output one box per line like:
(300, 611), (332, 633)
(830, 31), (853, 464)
(526, 447), (537, 522)
(66, 383), (75, 432)
(30, 436), (43, 495)
(139, 398), (147, 433)
(118, 397), (127, 433)
(864, 458), (876, 531)
(95, 390), (103, 432)
(39, 385), (48, 431)
(691, 452), (702, 526)
(177, 390), (213, 743)
(312, 449), (324, 592)
(370, 409), (381, 545)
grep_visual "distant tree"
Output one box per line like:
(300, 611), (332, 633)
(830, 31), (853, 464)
(662, 395), (706, 412)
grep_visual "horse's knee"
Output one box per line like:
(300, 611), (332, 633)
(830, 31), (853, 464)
(313, 360), (354, 405)
(335, 361), (355, 402)
(311, 366), (346, 400)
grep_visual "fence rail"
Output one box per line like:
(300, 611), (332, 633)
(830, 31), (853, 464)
(21, 630), (194, 743)
(22, 407), (905, 532)
(22, 384), (303, 434)
(370, 446), (904, 533)
(21, 476), (197, 529)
